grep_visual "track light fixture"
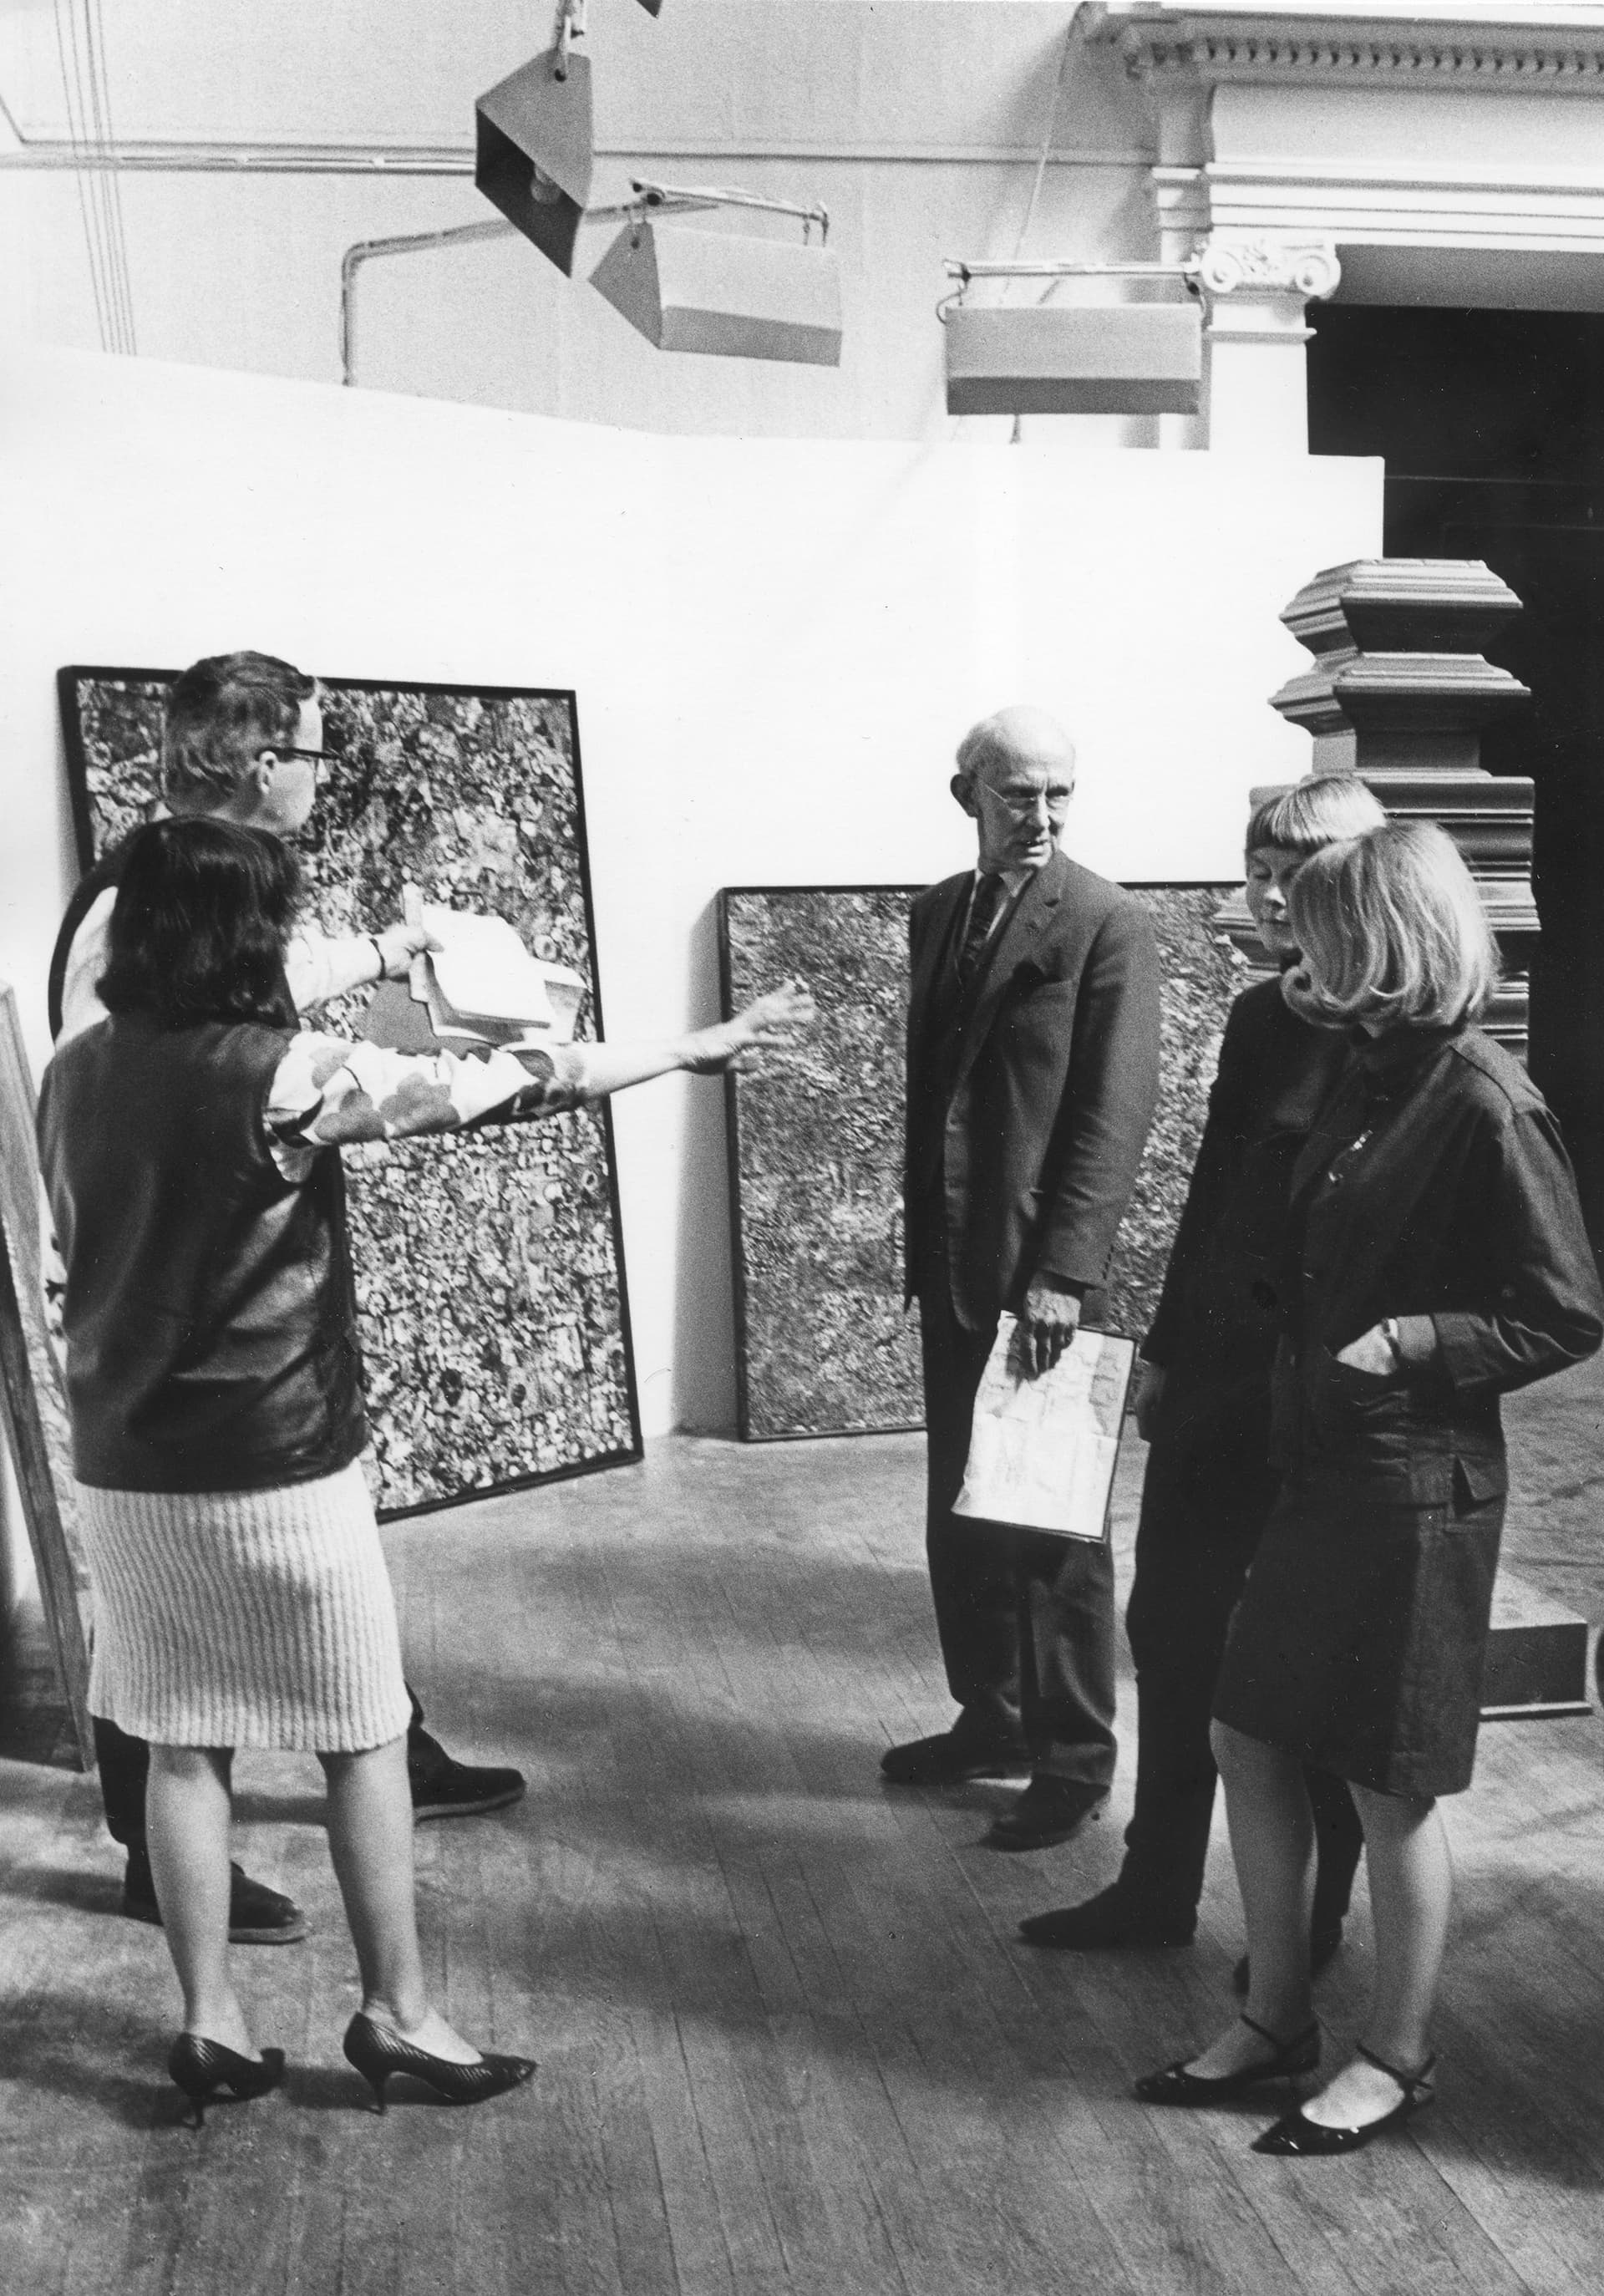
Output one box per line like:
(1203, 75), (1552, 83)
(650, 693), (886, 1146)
(473, 0), (644, 275)
(475, 36), (596, 277)
(591, 182), (843, 366)
(475, 7), (840, 366)
(942, 262), (1202, 417)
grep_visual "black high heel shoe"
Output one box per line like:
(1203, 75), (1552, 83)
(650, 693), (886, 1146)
(1134, 2013), (1321, 2106)
(1251, 2040), (1435, 2156)
(167, 2033), (286, 2128)
(343, 2013), (536, 2115)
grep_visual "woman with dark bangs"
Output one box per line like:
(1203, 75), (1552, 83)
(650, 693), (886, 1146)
(38, 816), (809, 2123)
(1021, 774), (1380, 1968)
(1135, 820), (1601, 2156)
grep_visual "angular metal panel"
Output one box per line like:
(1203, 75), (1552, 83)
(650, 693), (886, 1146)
(475, 47), (594, 276)
(945, 302), (1202, 416)
(591, 220), (844, 366)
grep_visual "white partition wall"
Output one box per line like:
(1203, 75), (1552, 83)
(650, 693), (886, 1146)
(0, 344), (1380, 1535)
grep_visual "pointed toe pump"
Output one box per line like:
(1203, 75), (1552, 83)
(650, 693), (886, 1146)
(167, 2033), (287, 2128)
(343, 2013), (536, 2115)
(1135, 2014), (1321, 2106)
(1251, 2042), (1436, 2156)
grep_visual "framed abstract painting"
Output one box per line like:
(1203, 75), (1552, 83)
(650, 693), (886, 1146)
(719, 881), (1249, 1440)
(58, 668), (642, 1517)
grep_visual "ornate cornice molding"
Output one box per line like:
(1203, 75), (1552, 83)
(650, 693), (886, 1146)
(1091, 8), (1604, 91)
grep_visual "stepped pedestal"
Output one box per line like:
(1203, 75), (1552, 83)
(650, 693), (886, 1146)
(1220, 556), (1536, 1054)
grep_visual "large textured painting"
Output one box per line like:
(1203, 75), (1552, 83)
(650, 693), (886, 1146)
(720, 883), (1249, 1440)
(58, 668), (641, 1517)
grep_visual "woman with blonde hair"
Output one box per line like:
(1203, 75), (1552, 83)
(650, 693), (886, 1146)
(1135, 820), (1601, 2154)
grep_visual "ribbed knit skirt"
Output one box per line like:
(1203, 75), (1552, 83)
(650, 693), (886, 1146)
(75, 1459), (412, 1752)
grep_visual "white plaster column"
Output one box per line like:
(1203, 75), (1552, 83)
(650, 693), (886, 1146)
(1195, 236), (1341, 455)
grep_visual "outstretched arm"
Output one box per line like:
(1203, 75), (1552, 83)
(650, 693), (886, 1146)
(551, 980), (814, 1100)
(264, 980), (814, 1173)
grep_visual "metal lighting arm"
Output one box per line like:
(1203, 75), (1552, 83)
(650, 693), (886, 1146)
(632, 179), (830, 244)
(939, 256), (1199, 321)
(944, 258), (1197, 285)
(340, 218), (516, 385)
(339, 191), (722, 385)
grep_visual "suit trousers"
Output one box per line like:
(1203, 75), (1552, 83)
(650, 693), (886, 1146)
(918, 1280), (1117, 1785)
(1122, 1426), (1363, 1925)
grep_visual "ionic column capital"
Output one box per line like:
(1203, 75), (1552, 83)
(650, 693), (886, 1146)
(1195, 234), (1343, 338)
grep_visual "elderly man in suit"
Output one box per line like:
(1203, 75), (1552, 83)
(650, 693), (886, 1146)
(884, 706), (1161, 1851)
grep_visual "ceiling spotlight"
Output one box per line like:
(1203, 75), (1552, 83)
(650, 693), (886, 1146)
(475, 40), (596, 277)
(591, 183), (843, 367)
(942, 262), (1202, 417)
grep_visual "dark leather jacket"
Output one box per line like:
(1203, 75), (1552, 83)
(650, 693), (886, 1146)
(1272, 1024), (1603, 1504)
(38, 1013), (368, 1491)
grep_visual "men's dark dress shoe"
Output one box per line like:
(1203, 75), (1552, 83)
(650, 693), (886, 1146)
(1135, 2013), (1321, 2106)
(124, 1854), (307, 1946)
(1018, 1881), (1195, 1950)
(1231, 1920), (1344, 1997)
(1251, 2042), (1434, 2156)
(409, 1730), (526, 1822)
(880, 1730), (1032, 1787)
(983, 1777), (1107, 1852)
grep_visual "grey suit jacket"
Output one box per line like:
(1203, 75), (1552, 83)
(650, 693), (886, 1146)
(904, 846), (1161, 1332)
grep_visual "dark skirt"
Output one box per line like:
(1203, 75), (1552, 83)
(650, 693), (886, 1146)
(1212, 1465), (1505, 1797)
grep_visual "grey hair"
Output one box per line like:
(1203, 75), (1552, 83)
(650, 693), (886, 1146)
(953, 706), (1075, 790)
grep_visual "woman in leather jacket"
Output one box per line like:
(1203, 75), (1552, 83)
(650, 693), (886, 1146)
(40, 817), (808, 2121)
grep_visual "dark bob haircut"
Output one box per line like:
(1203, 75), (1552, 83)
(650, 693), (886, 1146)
(98, 818), (302, 1030)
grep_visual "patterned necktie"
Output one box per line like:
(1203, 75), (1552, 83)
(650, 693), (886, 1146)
(957, 872), (1006, 987)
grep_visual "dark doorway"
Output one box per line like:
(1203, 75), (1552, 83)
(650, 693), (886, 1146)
(1308, 304), (1604, 1249)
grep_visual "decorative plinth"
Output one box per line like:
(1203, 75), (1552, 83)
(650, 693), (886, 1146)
(1220, 556), (1536, 1055)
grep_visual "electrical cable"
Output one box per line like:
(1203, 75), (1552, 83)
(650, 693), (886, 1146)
(1006, 7), (1085, 292)
(87, 0), (138, 352)
(69, 0), (124, 350)
(51, 0), (137, 354)
(53, 0), (113, 351)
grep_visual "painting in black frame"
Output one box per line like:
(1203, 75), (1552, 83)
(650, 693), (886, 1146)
(57, 667), (642, 1517)
(719, 881), (1251, 1440)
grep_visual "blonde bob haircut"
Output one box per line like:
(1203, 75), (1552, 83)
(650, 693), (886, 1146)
(1287, 820), (1499, 1032)
(1245, 774), (1386, 859)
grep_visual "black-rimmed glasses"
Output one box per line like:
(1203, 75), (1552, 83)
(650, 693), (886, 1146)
(266, 745), (336, 777)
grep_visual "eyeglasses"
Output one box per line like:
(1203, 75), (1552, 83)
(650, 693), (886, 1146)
(995, 790), (1073, 821)
(263, 745), (335, 777)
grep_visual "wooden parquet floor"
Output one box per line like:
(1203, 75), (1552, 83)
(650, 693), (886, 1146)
(3, 1364), (1604, 2295)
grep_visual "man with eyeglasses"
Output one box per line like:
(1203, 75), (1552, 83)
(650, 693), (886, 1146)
(48, 650), (525, 1948)
(886, 707), (1161, 1853)
(53, 653), (428, 1042)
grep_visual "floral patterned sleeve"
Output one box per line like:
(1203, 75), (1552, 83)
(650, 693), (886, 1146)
(263, 1032), (586, 1181)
